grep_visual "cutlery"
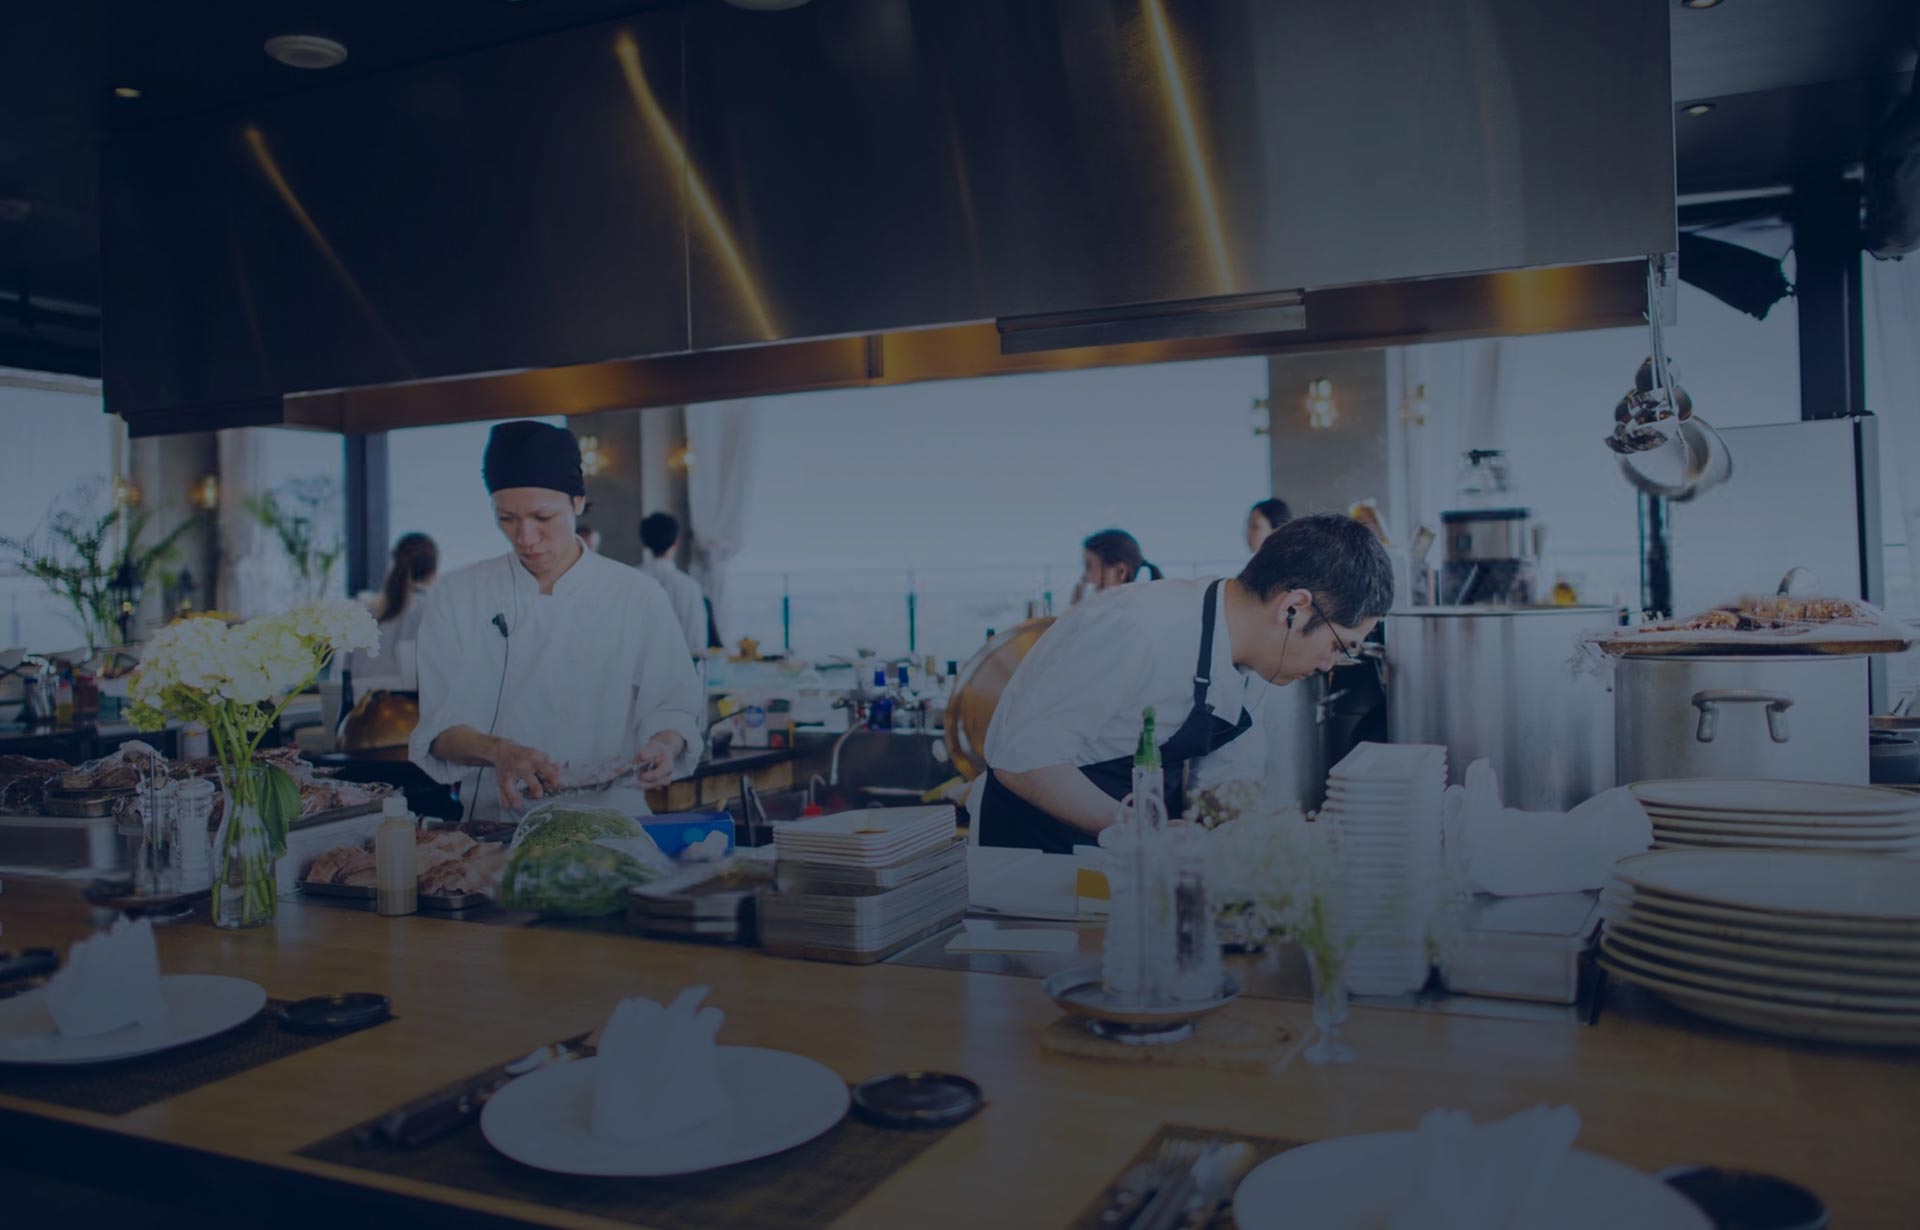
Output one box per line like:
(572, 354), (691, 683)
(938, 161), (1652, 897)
(357, 1032), (591, 1148)
(1134, 1140), (1218, 1230)
(1179, 1141), (1254, 1229)
(1096, 1161), (1162, 1228)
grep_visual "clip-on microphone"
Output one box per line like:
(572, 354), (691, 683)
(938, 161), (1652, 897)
(492, 613), (510, 639)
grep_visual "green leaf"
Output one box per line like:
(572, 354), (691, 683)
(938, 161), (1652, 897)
(259, 764), (301, 859)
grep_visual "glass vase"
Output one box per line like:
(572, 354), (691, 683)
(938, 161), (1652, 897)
(214, 768), (279, 929)
(1304, 948), (1354, 1065)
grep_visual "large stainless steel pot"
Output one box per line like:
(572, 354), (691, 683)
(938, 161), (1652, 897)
(1613, 654), (1869, 785)
(1385, 607), (1618, 810)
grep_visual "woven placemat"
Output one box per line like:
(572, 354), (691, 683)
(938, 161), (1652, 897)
(1043, 1000), (1306, 1073)
(1069, 1123), (1308, 1230)
(298, 1040), (956, 1230)
(0, 999), (384, 1116)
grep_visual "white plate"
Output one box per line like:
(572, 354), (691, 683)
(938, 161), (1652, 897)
(1596, 951), (1920, 1046)
(1599, 908), (1920, 975)
(1599, 934), (1920, 1015)
(1230, 1131), (1709, 1230)
(1602, 928), (1920, 1004)
(481, 1047), (848, 1176)
(1610, 850), (1920, 922)
(1646, 804), (1920, 830)
(0, 974), (267, 1066)
(1599, 888), (1920, 949)
(1629, 780), (1919, 818)
(1648, 828), (1920, 852)
(1649, 811), (1920, 838)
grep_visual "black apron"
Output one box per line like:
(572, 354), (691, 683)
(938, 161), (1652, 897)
(977, 580), (1254, 854)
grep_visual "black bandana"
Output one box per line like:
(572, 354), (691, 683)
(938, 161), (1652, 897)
(482, 420), (585, 497)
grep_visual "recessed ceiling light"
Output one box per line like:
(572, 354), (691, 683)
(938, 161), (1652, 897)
(721, 0), (812, 9)
(1680, 0), (1723, 10)
(112, 86), (142, 99)
(1683, 102), (1716, 117)
(265, 34), (350, 70)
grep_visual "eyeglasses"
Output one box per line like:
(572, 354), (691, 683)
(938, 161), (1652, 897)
(1308, 597), (1364, 668)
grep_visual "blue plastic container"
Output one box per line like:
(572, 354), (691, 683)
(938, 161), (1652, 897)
(641, 811), (735, 858)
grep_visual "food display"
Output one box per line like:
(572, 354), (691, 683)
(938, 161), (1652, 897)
(0, 755), (70, 814)
(300, 828), (508, 904)
(1592, 594), (1919, 657)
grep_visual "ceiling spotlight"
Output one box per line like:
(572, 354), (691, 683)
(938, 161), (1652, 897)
(721, 0), (812, 9)
(112, 86), (142, 99)
(265, 34), (350, 70)
(1683, 102), (1716, 117)
(1679, 0), (1723, 9)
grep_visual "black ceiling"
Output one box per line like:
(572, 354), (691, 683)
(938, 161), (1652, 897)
(0, 0), (1915, 379)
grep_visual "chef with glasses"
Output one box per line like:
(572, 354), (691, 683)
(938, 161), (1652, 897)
(975, 514), (1394, 853)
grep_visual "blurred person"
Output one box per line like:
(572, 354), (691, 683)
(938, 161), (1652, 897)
(639, 511), (708, 658)
(1072, 528), (1163, 604)
(347, 532), (438, 694)
(576, 521), (603, 553)
(1245, 497), (1292, 554)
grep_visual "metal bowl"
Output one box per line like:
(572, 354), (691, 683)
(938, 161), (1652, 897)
(1043, 965), (1241, 1045)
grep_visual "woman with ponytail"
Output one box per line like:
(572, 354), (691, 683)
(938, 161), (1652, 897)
(1078, 528), (1161, 601)
(351, 533), (439, 692)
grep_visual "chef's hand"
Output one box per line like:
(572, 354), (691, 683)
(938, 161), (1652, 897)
(489, 739), (562, 810)
(632, 733), (686, 788)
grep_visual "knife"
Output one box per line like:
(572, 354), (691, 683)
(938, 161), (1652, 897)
(357, 1032), (592, 1148)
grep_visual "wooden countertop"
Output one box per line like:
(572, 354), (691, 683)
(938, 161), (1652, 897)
(2, 879), (1917, 1228)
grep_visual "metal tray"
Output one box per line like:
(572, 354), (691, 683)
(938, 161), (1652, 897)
(1043, 965), (1242, 1045)
(41, 790), (134, 818)
(296, 879), (492, 912)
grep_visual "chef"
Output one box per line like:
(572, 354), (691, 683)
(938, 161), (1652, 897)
(976, 514), (1394, 852)
(409, 421), (704, 821)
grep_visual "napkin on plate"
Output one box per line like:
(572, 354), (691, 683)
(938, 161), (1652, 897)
(1447, 760), (1652, 896)
(45, 916), (169, 1038)
(1389, 1104), (1583, 1230)
(590, 986), (729, 1143)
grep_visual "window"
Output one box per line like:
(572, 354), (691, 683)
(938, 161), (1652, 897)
(0, 374), (119, 651)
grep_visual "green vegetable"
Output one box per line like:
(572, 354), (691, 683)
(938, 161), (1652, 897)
(499, 840), (662, 916)
(509, 804), (643, 856)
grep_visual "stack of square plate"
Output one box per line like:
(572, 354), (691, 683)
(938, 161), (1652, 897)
(1599, 849), (1920, 1046)
(1320, 742), (1449, 996)
(1629, 780), (1920, 857)
(759, 806), (966, 963)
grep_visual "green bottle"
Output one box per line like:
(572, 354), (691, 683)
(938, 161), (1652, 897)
(1134, 706), (1160, 769)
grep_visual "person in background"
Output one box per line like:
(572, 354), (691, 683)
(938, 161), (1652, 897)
(978, 514), (1394, 852)
(410, 421), (703, 819)
(638, 512), (709, 658)
(1073, 528), (1163, 604)
(576, 522), (603, 553)
(1246, 497), (1292, 554)
(347, 532), (438, 693)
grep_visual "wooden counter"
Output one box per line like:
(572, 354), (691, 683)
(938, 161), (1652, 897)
(2, 878), (1916, 1229)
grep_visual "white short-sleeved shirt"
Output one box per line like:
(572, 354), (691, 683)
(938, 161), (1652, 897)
(408, 549), (704, 821)
(984, 577), (1265, 783)
(639, 557), (707, 656)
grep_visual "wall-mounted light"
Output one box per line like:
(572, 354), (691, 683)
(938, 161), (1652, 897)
(578, 434), (606, 479)
(1682, 102), (1716, 117)
(112, 475), (142, 508)
(670, 444), (698, 474)
(1398, 382), (1429, 428)
(190, 475), (220, 511)
(1305, 379), (1339, 430)
(1248, 396), (1271, 438)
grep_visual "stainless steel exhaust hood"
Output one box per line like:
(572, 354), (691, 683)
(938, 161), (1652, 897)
(102, 0), (1675, 434)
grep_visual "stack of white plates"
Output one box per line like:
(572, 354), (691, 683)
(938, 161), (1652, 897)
(771, 805), (957, 868)
(1320, 742), (1448, 996)
(1629, 779), (1920, 857)
(1599, 849), (1920, 1046)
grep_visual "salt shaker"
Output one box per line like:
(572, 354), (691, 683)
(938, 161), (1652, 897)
(1170, 823), (1223, 1002)
(172, 778), (217, 893)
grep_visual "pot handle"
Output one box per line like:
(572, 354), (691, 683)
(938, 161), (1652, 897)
(1691, 689), (1794, 744)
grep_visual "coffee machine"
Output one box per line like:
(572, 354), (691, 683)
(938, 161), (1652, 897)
(1439, 451), (1539, 606)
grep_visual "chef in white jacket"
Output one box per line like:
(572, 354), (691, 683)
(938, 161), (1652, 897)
(977, 514), (1394, 852)
(409, 421), (704, 821)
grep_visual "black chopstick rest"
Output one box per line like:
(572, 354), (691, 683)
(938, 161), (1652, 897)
(851, 1072), (983, 1128)
(277, 992), (393, 1034)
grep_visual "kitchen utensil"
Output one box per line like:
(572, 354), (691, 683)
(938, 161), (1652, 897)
(1614, 655), (1870, 785)
(1232, 1132), (1710, 1229)
(277, 993), (392, 1034)
(1043, 965), (1241, 1046)
(1179, 1141), (1253, 1230)
(1385, 606), (1618, 811)
(0, 975), (266, 1066)
(1094, 1161), (1161, 1229)
(360, 1031), (591, 1148)
(849, 1071), (982, 1128)
(1132, 1139), (1218, 1230)
(480, 1046), (848, 1175)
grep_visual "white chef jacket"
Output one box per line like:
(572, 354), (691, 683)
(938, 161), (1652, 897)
(347, 584), (430, 693)
(984, 577), (1265, 783)
(639, 557), (707, 657)
(409, 549), (704, 821)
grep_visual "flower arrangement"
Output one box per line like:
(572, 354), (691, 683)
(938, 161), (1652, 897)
(127, 600), (378, 926)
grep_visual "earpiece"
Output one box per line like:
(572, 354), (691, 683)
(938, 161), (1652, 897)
(1286, 609), (1296, 628)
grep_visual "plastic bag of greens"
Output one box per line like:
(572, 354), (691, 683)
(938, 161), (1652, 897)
(508, 802), (645, 856)
(498, 836), (670, 916)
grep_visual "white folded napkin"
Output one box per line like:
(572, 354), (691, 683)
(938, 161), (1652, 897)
(1389, 1104), (1583, 1230)
(1448, 760), (1653, 896)
(46, 916), (169, 1038)
(590, 986), (729, 1143)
